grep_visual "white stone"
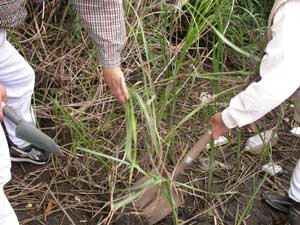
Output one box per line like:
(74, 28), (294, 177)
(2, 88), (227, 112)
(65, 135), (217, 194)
(206, 136), (228, 149)
(290, 127), (300, 137)
(262, 163), (282, 176)
(199, 92), (213, 103)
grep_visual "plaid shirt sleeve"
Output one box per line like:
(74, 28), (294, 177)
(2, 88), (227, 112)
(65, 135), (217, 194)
(74, 0), (126, 68)
(0, 0), (27, 29)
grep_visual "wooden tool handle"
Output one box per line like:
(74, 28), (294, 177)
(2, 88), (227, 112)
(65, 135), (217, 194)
(173, 130), (212, 179)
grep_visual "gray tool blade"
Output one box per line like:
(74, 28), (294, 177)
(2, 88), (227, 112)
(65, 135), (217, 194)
(15, 122), (62, 156)
(3, 104), (62, 157)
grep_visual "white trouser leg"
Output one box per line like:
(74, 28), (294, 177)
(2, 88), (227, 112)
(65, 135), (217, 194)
(0, 30), (35, 147)
(289, 159), (300, 203)
(0, 124), (19, 225)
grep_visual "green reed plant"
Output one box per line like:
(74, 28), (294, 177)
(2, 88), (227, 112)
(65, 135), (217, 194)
(63, 0), (270, 223)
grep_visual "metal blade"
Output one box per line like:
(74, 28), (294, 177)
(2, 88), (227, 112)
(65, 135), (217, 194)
(15, 121), (62, 157)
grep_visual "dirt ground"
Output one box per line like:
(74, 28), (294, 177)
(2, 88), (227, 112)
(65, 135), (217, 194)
(7, 119), (299, 225)
(8, 160), (290, 225)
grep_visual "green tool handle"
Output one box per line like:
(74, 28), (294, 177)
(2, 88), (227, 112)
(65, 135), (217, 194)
(2, 105), (23, 125)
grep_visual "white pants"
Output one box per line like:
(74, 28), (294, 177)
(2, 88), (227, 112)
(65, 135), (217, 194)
(0, 30), (35, 147)
(0, 30), (35, 224)
(0, 126), (18, 225)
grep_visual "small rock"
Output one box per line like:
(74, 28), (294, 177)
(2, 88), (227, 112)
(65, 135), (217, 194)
(290, 127), (300, 137)
(199, 92), (213, 103)
(75, 196), (81, 203)
(244, 129), (278, 155)
(262, 163), (282, 176)
(206, 136), (228, 149)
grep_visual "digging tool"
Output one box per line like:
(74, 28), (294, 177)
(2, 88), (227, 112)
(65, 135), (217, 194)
(2, 103), (62, 156)
(133, 130), (212, 224)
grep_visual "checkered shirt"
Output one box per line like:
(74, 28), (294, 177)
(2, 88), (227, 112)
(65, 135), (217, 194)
(0, 0), (126, 68)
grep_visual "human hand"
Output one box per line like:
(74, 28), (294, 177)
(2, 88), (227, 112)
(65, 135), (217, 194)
(102, 67), (129, 106)
(209, 112), (230, 140)
(0, 84), (8, 121)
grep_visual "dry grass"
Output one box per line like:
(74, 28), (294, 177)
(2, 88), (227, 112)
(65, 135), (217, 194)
(5, 0), (300, 225)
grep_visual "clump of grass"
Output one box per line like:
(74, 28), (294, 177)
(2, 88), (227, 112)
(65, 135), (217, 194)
(7, 0), (295, 225)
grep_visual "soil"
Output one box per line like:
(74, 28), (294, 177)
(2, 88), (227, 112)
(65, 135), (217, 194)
(4, 103), (297, 225)
(8, 128), (297, 225)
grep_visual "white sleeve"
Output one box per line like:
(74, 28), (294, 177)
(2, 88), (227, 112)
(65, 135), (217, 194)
(222, 2), (300, 129)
